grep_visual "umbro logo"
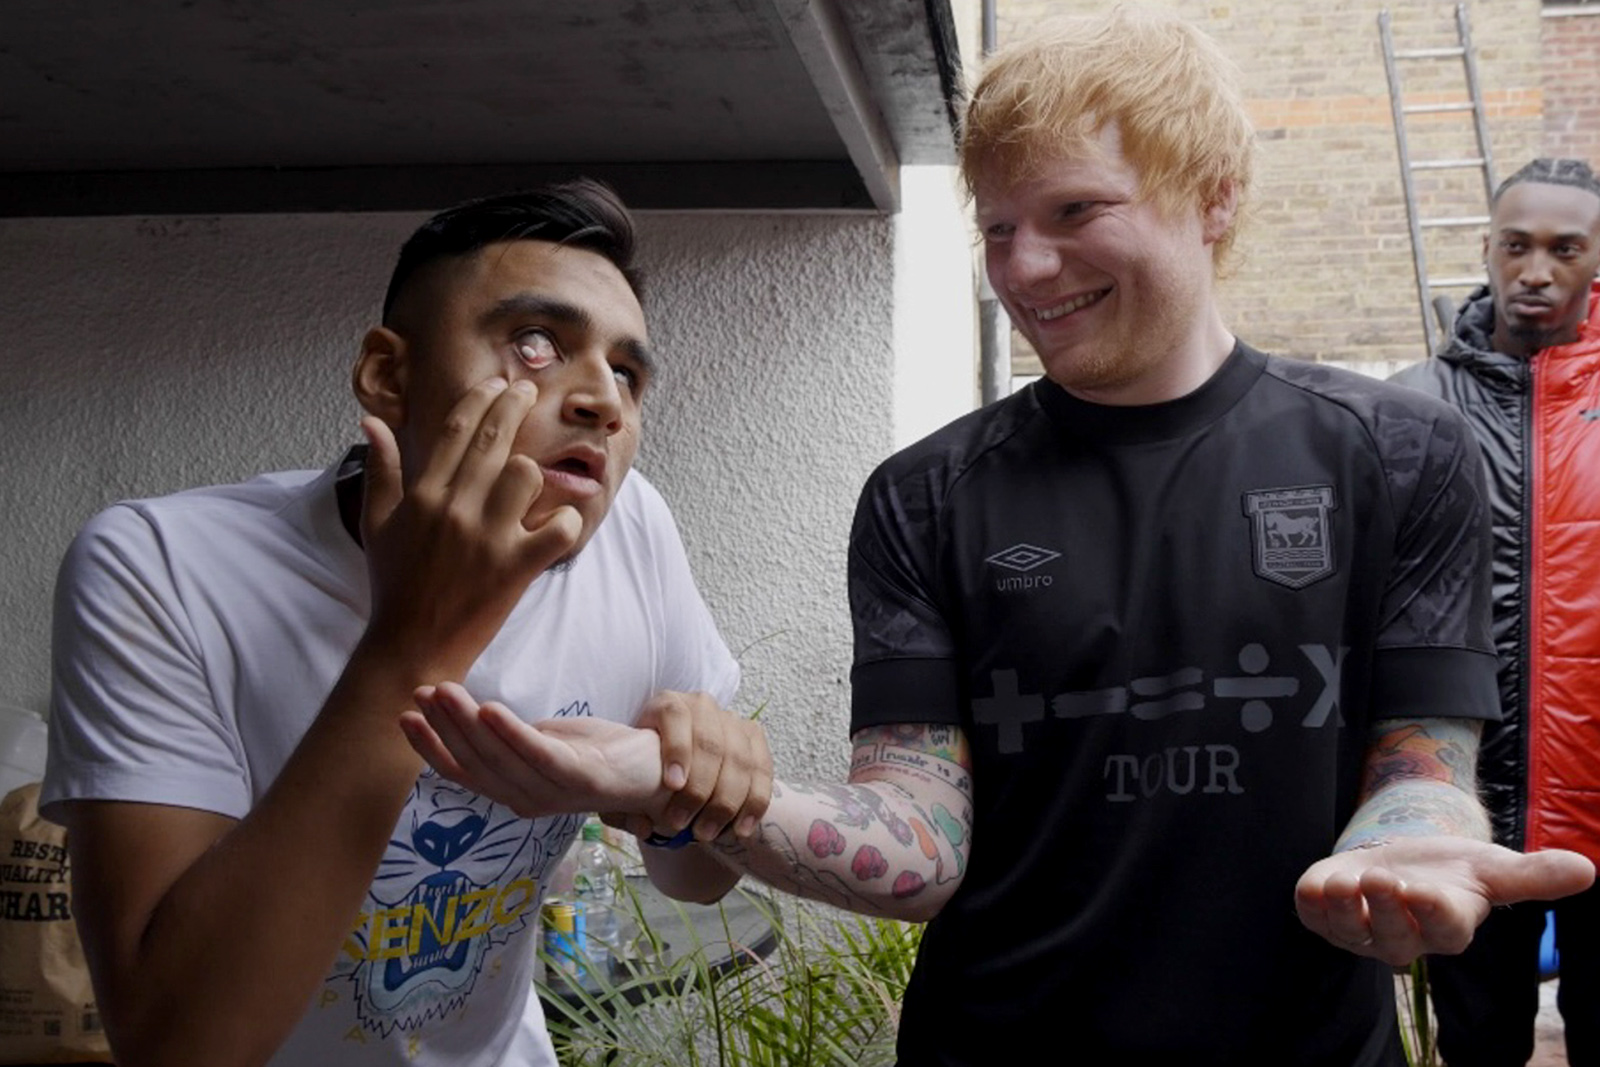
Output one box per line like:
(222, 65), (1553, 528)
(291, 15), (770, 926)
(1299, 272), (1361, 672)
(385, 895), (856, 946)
(986, 543), (1060, 592)
(1581, 409), (1600, 421)
(986, 544), (1061, 572)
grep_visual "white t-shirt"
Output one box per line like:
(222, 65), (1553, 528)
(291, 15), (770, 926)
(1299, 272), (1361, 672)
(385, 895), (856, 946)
(43, 456), (739, 1067)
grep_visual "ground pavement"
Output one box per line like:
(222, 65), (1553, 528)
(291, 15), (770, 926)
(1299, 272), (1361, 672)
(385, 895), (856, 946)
(1529, 979), (1567, 1067)
(1398, 977), (1566, 1066)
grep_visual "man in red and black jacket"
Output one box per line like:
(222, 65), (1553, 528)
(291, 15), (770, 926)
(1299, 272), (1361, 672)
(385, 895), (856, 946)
(1392, 157), (1600, 1067)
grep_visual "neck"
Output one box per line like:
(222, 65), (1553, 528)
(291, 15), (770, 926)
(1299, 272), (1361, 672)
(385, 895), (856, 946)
(1064, 310), (1237, 406)
(1493, 323), (1579, 359)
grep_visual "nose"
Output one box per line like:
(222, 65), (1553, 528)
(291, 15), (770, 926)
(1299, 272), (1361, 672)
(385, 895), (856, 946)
(1520, 253), (1555, 289)
(994, 226), (1061, 295)
(563, 353), (624, 434)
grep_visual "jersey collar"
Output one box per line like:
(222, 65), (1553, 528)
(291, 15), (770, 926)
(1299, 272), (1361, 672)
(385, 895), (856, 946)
(1032, 341), (1265, 445)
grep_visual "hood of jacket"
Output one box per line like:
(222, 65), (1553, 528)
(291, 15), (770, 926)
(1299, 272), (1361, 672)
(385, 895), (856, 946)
(1438, 282), (1600, 385)
(1436, 286), (1529, 390)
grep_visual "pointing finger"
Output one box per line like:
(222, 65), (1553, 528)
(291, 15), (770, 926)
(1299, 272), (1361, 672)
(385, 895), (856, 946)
(448, 379), (539, 509)
(413, 377), (511, 498)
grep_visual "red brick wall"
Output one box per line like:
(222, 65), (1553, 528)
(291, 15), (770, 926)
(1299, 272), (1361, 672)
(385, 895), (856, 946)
(1543, 9), (1600, 163)
(993, 0), (1555, 372)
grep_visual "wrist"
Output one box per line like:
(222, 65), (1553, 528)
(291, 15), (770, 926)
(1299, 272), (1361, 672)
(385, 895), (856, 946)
(644, 827), (696, 850)
(349, 625), (472, 692)
(557, 720), (669, 818)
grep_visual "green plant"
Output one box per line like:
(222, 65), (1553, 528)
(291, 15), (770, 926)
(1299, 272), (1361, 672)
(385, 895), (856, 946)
(537, 885), (922, 1066)
(1396, 958), (1439, 1067)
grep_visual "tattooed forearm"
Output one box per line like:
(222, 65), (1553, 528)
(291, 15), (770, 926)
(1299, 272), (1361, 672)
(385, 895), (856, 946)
(712, 802), (873, 914)
(708, 724), (975, 921)
(1336, 717), (1490, 852)
(1336, 780), (1492, 850)
(1359, 717), (1479, 797)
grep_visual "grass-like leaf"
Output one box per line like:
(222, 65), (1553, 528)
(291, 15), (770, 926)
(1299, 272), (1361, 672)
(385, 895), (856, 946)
(537, 884), (922, 1066)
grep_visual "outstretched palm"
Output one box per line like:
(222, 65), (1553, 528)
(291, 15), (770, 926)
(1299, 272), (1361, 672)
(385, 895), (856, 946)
(401, 682), (664, 819)
(1295, 837), (1593, 966)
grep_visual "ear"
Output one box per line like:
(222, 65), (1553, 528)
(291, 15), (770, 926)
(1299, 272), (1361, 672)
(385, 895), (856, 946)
(1482, 231), (1491, 266)
(352, 326), (408, 428)
(1202, 180), (1240, 245)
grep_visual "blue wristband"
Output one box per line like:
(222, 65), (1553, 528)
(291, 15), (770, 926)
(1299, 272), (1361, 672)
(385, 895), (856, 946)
(643, 827), (696, 850)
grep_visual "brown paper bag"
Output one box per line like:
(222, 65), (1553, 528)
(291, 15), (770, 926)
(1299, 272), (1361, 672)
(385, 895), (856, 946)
(0, 782), (113, 1064)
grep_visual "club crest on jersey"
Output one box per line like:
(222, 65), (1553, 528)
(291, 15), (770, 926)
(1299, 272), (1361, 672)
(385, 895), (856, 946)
(1243, 486), (1336, 589)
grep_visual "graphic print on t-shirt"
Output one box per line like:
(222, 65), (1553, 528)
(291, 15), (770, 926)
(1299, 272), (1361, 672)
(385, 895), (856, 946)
(971, 640), (1349, 800)
(324, 701), (590, 1039)
(973, 493), (1352, 794)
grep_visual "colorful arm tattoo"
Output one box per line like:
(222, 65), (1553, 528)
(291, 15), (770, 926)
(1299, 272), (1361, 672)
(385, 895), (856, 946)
(711, 723), (974, 919)
(1335, 717), (1490, 852)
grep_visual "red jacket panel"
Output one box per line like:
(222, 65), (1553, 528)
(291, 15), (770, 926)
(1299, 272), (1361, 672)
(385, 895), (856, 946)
(1393, 283), (1600, 862)
(1527, 285), (1600, 858)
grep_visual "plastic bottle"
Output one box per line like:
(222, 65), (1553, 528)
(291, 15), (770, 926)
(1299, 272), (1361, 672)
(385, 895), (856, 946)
(571, 819), (622, 977)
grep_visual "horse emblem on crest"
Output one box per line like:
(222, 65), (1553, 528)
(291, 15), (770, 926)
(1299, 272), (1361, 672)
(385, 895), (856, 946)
(1243, 485), (1336, 589)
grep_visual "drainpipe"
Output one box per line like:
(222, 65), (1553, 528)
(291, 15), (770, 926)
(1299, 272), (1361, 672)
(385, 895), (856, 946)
(976, 0), (1009, 405)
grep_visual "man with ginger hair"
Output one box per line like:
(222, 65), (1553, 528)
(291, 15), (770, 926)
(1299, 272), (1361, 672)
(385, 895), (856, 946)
(400, 7), (1595, 1064)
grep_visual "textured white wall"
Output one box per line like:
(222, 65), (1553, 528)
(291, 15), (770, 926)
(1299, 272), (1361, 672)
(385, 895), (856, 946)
(0, 206), (964, 784)
(892, 165), (978, 449)
(631, 214), (900, 779)
(0, 213), (390, 724)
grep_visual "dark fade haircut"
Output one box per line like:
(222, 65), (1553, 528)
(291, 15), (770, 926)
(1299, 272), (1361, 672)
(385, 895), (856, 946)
(381, 178), (642, 325)
(1492, 158), (1600, 207)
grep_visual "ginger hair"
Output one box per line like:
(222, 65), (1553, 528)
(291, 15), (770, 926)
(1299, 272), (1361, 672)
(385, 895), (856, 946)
(960, 3), (1255, 265)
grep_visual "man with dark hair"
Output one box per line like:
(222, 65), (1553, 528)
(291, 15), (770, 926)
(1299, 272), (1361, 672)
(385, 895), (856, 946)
(40, 179), (771, 1067)
(381, 183), (645, 323)
(401, 12), (1596, 1066)
(1391, 156), (1600, 1067)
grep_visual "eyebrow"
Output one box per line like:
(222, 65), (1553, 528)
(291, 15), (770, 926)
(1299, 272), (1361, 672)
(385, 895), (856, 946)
(481, 293), (654, 372)
(1496, 226), (1592, 243)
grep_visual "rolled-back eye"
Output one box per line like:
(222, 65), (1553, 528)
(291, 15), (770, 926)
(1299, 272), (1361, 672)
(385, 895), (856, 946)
(515, 330), (558, 370)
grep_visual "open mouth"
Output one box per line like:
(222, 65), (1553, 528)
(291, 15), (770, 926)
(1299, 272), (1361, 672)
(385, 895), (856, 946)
(552, 456), (595, 478)
(1037, 288), (1110, 321)
(540, 448), (606, 497)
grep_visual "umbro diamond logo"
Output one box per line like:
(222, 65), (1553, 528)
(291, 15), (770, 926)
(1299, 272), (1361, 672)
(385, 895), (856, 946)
(986, 544), (1061, 572)
(987, 544), (1060, 591)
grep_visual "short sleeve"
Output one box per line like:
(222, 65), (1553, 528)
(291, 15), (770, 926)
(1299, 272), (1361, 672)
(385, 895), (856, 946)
(847, 459), (963, 732)
(40, 504), (253, 822)
(634, 480), (740, 710)
(1371, 398), (1499, 721)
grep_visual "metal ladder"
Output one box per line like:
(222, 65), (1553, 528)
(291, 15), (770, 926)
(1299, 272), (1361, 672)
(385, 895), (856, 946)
(1378, 3), (1498, 354)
